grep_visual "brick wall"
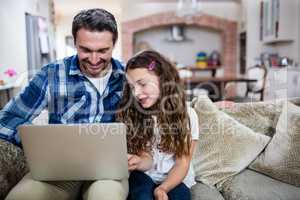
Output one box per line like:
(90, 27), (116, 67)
(122, 11), (237, 76)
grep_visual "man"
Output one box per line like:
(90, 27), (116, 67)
(1, 8), (128, 200)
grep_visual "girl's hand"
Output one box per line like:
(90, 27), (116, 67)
(127, 154), (142, 171)
(127, 152), (153, 171)
(154, 187), (168, 200)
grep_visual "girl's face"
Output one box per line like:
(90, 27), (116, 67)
(126, 68), (160, 109)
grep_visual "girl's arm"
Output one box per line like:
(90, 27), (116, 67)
(154, 107), (199, 200)
(155, 140), (197, 194)
(128, 151), (153, 171)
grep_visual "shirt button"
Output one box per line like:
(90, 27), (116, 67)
(95, 116), (101, 122)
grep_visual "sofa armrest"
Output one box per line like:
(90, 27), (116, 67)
(0, 139), (29, 199)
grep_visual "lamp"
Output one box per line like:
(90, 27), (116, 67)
(176, 0), (201, 18)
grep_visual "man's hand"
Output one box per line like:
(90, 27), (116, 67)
(154, 187), (168, 200)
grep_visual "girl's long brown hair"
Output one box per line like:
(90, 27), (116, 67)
(117, 50), (191, 157)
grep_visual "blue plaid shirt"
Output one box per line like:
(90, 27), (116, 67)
(0, 55), (125, 146)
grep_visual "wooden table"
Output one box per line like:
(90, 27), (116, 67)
(183, 75), (257, 100)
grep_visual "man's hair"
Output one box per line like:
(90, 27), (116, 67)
(72, 8), (118, 44)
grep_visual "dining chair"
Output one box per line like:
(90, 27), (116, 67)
(225, 64), (268, 102)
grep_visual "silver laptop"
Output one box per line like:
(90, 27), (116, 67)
(18, 123), (129, 181)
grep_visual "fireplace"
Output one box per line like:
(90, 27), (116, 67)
(122, 11), (237, 76)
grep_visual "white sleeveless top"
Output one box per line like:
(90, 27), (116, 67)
(145, 107), (199, 188)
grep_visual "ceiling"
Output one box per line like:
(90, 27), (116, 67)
(54, 0), (241, 18)
(54, 0), (241, 10)
(142, 0), (241, 2)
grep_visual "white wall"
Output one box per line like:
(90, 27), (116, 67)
(0, 0), (54, 94)
(298, 0), (300, 67)
(55, 2), (123, 61)
(135, 26), (221, 66)
(244, 0), (263, 68)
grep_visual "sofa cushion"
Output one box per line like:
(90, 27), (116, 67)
(191, 182), (224, 200)
(191, 95), (270, 187)
(220, 100), (282, 137)
(0, 139), (29, 199)
(250, 102), (300, 187)
(220, 169), (300, 200)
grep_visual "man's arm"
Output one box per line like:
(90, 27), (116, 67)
(0, 67), (49, 146)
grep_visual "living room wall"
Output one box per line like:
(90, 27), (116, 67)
(54, 1), (123, 61)
(298, 1), (300, 66)
(0, 0), (55, 92)
(122, 0), (241, 74)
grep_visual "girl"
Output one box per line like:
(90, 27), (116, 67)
(117, 50), (199, 200)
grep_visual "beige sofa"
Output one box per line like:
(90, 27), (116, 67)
(190, 96), (300, 200)
(1, 97), (300, 199)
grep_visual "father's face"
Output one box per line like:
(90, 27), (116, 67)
(75, 28), (114, 77)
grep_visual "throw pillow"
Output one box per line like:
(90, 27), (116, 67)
(191, 95), (271, 187)
(220, 101), (283, 137)
(250, 101), (300, 187)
